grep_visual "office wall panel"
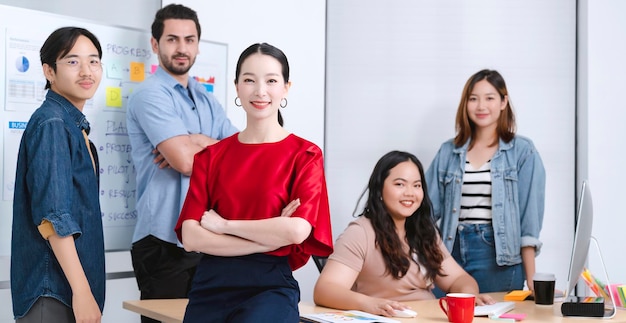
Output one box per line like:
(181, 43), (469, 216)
(326, 0), (576, 291)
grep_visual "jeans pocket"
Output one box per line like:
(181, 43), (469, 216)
(479, 226), (495, 247)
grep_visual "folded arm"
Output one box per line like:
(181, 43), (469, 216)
(182, 199), (306, 256)
(155, 134), (218, 175)
(181, 219), (277, 256)
(201, 208), (312, 247)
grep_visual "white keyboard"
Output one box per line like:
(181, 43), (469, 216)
(474, 301), (515, 316)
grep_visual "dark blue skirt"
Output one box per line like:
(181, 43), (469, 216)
(183, 253), (300, 323)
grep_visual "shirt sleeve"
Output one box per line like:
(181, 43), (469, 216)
(174, 148), (212, 243)
(128, 86), (189, 147)
(328, 221), (368, 273)
(26, 119), (81, 238)
(284, 145), (334, 269)
(517, 140), (546, 253)
(425, 144), (445, 223)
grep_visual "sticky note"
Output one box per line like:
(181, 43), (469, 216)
(129, 62), (145, 82)
(106, 87), (123, 107)
(504, 290), (532, 301)
(499, 313), (527, 321)
(105, 60), (124, 80)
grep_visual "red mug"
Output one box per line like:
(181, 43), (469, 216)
(439, 293), (475, 323)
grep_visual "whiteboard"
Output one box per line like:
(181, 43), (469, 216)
(0, 4), (228, 252)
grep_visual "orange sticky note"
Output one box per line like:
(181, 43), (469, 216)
(504, 290), (532, 301)
(129, 62), (145, 82)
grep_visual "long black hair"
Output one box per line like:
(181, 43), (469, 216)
(360, 150), (445, 282)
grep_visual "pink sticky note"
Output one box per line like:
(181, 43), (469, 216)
(499, 313), (527, 321)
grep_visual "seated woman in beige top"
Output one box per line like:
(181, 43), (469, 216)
(314, 151), (494, 317)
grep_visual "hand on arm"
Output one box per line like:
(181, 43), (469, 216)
(152, 148), (169, 169)
(48, 234), (101, 323)
(280, 198), (301, 217)
(200, 199), (300, 234)
(313, 260), (412, 317)
(155, 134), (218, 176)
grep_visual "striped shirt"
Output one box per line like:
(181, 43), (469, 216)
(459, 160), (492, 223)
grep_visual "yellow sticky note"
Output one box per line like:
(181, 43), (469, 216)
(129, 62), (145, 82)
(106, 87), (123, 108)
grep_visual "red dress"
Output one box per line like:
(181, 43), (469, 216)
(175, 133), (333, 270)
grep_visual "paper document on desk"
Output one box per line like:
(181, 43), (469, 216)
(300, 310), (400, 323)
(474, 301), (515, 316)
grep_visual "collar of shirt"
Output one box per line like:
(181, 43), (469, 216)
(46, 90), (91, 133)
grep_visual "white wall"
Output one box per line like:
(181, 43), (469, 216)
(582, 0), (626, 287)
(325, 0), (576, 293)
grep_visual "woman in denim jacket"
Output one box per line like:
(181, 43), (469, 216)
(425, 69), (546, 293)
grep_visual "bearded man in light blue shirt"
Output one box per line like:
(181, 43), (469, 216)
(126, 5), (237, 322)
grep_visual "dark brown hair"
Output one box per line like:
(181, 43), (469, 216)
(454, 69), (516, 148)
(151, 4), (201, 41)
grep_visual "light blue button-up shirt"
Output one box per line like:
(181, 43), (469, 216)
(127, 67), (237, 245)
(425, 135), (546, 266)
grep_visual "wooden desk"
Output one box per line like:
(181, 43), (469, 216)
(123, 293), (625, 323)
(123, 299), (187, 323)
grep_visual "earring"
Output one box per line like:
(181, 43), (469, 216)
(280, 98), (288, 108)
(234, 97), (241, 107)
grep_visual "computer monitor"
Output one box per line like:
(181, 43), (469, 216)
(565, 180), (593, 297)
(562, 180), (616, 318)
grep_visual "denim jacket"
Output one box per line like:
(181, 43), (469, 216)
(425, 135), (545, 266)
(11, 90), (105, 318)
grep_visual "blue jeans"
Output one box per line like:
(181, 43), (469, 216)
(452, 223), (524, 293)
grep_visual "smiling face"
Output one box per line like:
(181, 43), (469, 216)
(43, 35), (102, 110)
(466, 79), (508, 132)
(152, 18), (199, 82)
(381, 160), (424, 221)
(235, 53), (290, 124)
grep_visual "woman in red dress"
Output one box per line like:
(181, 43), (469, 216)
(174, 43), (333, 323)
